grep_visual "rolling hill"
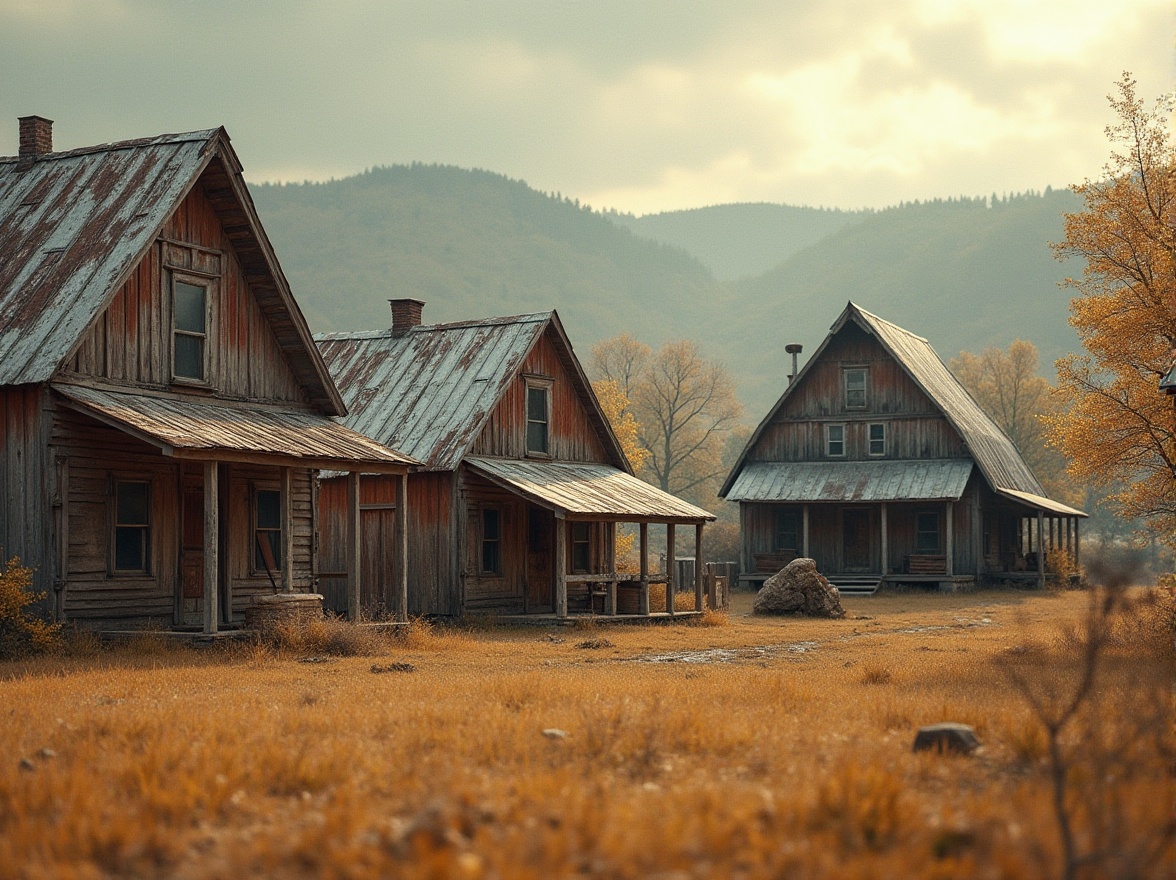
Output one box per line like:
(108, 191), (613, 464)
(250, 168), (1084, 418)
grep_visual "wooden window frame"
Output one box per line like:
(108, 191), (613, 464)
(251, 483), (282, 578)
(826, 423), (846, 458)
(480, 506), (503, 576)
(843, 366), (868, 410)
(170, 270), (214, 387)
(524, 377), (553, 458)
(916, 509), (941, 552)
(773, 509), (800, 553)
(868, 422), (886, 456)
(110, 477), (152, 576)
(570, 521), (591, 574)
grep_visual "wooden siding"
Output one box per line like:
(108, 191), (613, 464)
(471, 331), (611, 464)
(462, 475), (527, 612)
(63, 183), (307, 405)
(751, 324), (968, 462)
(0, 386), (53, 612)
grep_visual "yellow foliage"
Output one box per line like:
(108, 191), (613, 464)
(1049, 74), (1176, 541)
(0, 555), (59, 659)
(592, 378), (649, 473)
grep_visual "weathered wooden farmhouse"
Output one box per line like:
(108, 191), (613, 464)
(0, 117), (415, 633)
(316, 303), (714, 619)
(720, 303), (1085, 592)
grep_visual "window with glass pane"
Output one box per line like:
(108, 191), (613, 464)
(827, 424), (845, 457)
(916, 511), (940, 551)
(173, 280), (206, 381)
(774, 510), (799, 552)
(869, 423), (886, 456)
(114, 481), (150, 572)
(254, 488), (281, 572)
(481, 508), (501, 574)
(571, 522), (590, 573)
(526, 384), (550, 454)
(844, 368), (867, 409)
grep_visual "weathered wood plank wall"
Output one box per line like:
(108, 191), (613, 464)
(0, 386), (52, 609)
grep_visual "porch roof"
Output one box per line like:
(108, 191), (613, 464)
(52, 382), (418, 472)
(995, 487), (1087, 518)
(726, 459), (974, 503)
(465, 456), (714, 522)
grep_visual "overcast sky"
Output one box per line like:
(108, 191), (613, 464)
(1, 0), (1172, 214)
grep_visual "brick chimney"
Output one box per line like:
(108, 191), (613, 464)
(389, 298), (425, 336)
(18, 116), (53, 169)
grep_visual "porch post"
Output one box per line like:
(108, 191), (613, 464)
(280, 466), (293, 592)
(606, 522), (618, 615)
(1036, 510), (1045, 589)
(203, 460), (219, 635)
(1074, 519), (1080, 568)
(880, 502), (888, 577)
(555, 519), (567, 619)
(802, 504), (810, 558)
(738, 503), (748, 575)
(665, 523), (676, 615)
(346, 471), (361, 621)
(639, 522), (650, 616)
(944, 501), (953, 578)
(694, 522), (705, 612)
(394, 471), (409, 622)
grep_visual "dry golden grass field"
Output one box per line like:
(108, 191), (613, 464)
(1, 588), (1173, 880)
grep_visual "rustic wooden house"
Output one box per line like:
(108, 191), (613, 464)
(315, 303), (714, 619)
(0, 117), (415, 633)
(720, 303), (1085, 592)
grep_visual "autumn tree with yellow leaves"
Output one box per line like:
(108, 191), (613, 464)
(1048, 74), (1176, 536)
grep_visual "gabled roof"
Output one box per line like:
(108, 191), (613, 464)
(0, 127), (345, 414)
(726, 459), (974, 504)
(316, 311), (629, 472)
(721, 302), (1075, 512)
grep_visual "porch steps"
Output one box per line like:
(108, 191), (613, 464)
(827, 576), (880, 596)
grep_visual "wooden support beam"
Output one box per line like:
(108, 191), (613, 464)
(666, 524), (676, 615)
(203, 460), (218, 635)
(394, 471), (408, 622)
(880, 502), (888, 577)
(802, 504), (810, 558)
(706, 566), (717, 611)
(1074, 519), (1080, 568)
(945, 501), (954, 578)
(639, 523), (650, 616)
(1036, 510), (1045, 589)
(280, 466), (293, 592)
(346, 471), (361, 622)
(738, 503), (748, 576)
(555, 520), (568, 619)
(695, 522), (705, 612)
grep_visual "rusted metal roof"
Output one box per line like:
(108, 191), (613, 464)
(316, 312), (627, 472)
(725, 459), (974, 503)
(996, 487), (1087, 518)
(0, 128), (346, 415)
(53, 383), (416, 472)
(722, 303), (1078, 515)
(466, 457), (714, 521)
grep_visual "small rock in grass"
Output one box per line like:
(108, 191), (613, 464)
(370, 662), (416, 674)
(37, 748), (56, 760)
(541, 728), (569, 740)
(912, 722), (981, 755)
(576, 637), (614, 649)
(18, 758), (35, 773)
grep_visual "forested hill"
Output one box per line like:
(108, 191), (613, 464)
(250, 168), (1085, 417)
(250, 165), (722, 346)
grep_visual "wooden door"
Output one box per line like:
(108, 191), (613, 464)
(361, 508), (396, 618)
(842, 509), (871, 572)
(179, 477), (204, 626)
(526, 507), (554, 613)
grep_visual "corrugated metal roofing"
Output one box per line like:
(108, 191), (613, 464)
(316, 312), (626, 472)
(725, 459), (974, 503)
(722, 303), (1078, 514)
(0, 131), (216, 385)
(996, 487), (1087, 518)
(466, 457), (714, 521)
(53, 383), (417, 470)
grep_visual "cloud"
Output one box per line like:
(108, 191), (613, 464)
(0, 0), (1171, 212)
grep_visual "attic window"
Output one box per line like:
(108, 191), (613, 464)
(171, 274), (211, 384)
(844, 367), (867, 409)
(526, 378), (552, 456)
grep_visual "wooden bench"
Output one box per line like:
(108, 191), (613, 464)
(754, 551), (797, 574)
(907, 554), (947, 575)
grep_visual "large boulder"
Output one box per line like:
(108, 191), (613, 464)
(753, 558), (845, 618)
